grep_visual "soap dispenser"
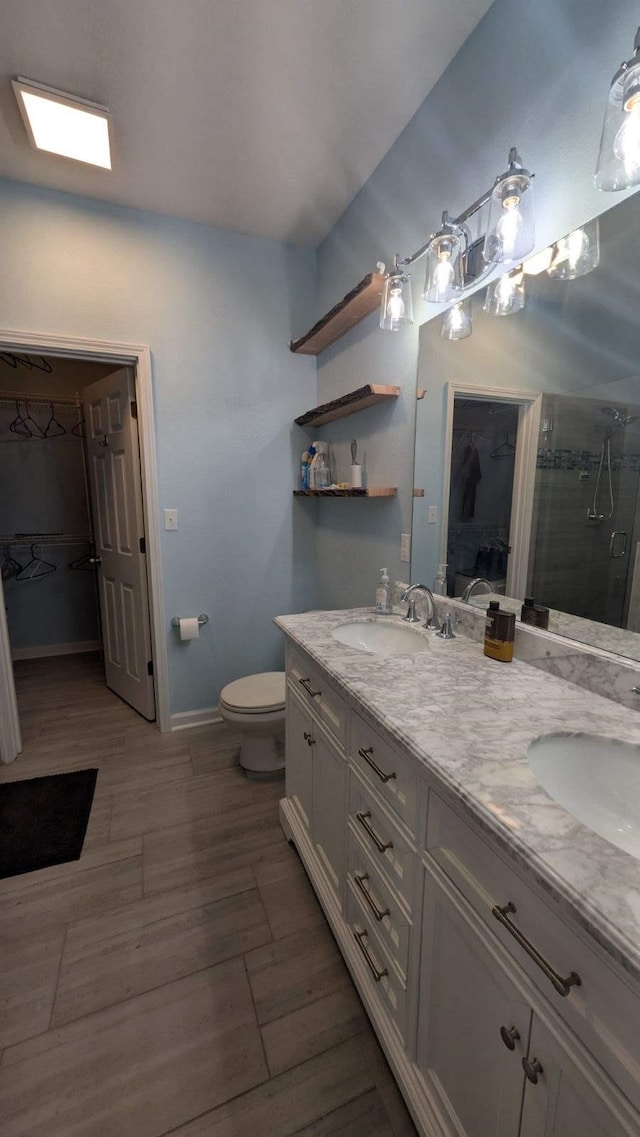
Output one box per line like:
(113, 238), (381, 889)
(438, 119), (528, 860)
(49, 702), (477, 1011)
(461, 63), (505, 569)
(375, 568), (392, 614)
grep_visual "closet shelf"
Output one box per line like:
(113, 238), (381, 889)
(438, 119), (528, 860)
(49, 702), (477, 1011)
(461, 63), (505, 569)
(289, 272), (385, 356)
(293, 487), (397, 498)
(294, 384), (400, 428)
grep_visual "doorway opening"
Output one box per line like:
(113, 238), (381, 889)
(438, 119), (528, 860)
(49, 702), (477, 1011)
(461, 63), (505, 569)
(0, 332), (169, 765)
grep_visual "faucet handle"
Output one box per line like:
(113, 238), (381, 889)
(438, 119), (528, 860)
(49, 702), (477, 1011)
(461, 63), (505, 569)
(436, 613), (456, 640)
(403, 598), (420, 624)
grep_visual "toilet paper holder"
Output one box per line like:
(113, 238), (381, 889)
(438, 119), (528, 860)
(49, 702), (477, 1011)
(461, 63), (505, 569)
(171, 614), (209, 628)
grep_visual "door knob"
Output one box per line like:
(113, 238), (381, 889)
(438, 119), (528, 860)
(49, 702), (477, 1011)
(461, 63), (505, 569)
(499, 1025), (520, 1051)
(522, 1056), (544, 1084)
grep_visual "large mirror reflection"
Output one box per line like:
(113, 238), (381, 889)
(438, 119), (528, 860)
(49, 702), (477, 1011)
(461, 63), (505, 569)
(412, 188), (640, 662)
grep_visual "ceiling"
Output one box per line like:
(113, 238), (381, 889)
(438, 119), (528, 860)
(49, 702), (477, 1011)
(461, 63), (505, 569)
(0, 0), (494, 247)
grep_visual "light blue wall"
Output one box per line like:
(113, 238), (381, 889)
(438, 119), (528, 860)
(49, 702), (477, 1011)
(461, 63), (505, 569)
(313, 0), (640, 598)
(0, 179), (316, 714)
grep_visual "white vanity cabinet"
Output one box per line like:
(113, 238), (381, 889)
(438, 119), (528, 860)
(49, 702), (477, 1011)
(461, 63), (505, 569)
(280, 638), (640, 1137)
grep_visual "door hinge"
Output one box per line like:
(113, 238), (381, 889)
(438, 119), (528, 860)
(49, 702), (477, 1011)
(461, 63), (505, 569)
(131, 400), (138, 419)
(147, 660), (154, 676)
(139, 536), (146, 554)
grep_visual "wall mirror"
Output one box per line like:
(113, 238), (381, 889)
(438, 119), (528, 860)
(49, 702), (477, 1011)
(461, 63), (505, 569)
(412, 187), (640, 663)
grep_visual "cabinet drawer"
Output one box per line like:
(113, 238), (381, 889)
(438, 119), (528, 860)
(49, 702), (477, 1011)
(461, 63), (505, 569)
(349, 768), (416, 910)
(347, 828), (411, 978)
(426, 790), (640, 1112)
(347, 881), (407, 1044)
(350, 711), (417, 834)
(287, 644), (347, 747)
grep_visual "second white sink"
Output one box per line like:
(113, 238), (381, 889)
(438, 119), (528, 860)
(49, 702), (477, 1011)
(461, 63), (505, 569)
(528, 732), (640, 859)
(331, 619), (431, 655)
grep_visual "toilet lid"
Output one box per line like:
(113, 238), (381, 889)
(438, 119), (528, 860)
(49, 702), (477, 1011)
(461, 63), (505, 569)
(220, 671), (286, 713)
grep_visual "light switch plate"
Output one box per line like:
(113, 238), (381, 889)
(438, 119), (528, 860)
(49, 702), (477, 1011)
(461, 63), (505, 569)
(400, 533), (411, 563)
(428, 506), (438, 524)
(164, 508), (178, 531)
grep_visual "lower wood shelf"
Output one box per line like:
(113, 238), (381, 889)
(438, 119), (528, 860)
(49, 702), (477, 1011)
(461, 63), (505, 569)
(293, 487), (397, 498)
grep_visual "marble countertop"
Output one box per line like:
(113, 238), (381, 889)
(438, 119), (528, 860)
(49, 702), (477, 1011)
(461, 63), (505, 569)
(275, 606), (640, 983)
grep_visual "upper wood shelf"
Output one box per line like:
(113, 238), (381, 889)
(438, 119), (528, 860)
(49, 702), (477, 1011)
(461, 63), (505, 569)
(294, 383), (400, 428)
(293, 487), (397, 498)
(289, 272), (385, 356)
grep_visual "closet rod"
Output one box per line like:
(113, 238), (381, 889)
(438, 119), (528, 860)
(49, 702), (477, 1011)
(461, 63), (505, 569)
(0, 391), (80, 407)
(0, 534), (92, 546)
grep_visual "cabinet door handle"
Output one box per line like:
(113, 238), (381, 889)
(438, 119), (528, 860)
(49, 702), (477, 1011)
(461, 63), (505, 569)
(522, 1056), (544, 1085)
(299, 677), (321, 698)
(354, 872), (390, 921)
(353, 928), (388, 981)
(358, 746), (397, 784)
(303, 731), (315, 746)
(355, 811), (393, 853)
(492, 902), (581, 998)
(499, 1025), (520, 1051)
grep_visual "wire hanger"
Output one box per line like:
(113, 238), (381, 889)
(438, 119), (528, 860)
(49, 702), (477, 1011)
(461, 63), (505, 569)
(0, 352), (53, 374)
(490, 433), (516, 458)
(1, 545), (24, 580)
(8, 400), (32, 438)
(71, 409), (86, 437)
(15, 544), (57, 581)
(21, 403), (47, 438)
(43, 401), (66, 438)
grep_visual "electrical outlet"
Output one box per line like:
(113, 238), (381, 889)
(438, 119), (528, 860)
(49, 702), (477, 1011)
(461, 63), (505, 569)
(400, 533), (411, 563)
(164, 509), (178, 531)
(428, 506), (438, 524)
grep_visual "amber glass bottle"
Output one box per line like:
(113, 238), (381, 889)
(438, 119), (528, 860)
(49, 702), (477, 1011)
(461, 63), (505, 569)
(484, 601), (516, 662)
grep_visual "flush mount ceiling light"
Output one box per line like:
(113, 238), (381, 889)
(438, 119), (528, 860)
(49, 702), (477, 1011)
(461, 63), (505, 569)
(379, 147), (535, 330)
(595, 27), (640, 191)
(547, 219), (600, 280)
(12, 77), (112, 169)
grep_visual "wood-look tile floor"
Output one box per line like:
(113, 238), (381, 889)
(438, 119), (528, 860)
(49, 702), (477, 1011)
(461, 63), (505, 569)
(0, 654), (418, 1137)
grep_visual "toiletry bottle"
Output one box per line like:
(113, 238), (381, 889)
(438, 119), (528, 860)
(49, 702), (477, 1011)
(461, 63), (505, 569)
(300, 450), (311, 490)
(309, 441), (330, 490)
(307, 445), (317, 488)
(433, 563), (447, 595)
(375, 568), (392, 614)
(483, 600), (515, 662)
(520, 596), (550, 629)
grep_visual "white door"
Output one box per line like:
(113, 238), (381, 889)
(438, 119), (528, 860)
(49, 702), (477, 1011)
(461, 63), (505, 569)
(0, 585), (21, 762)
(84, 369), (155, 720)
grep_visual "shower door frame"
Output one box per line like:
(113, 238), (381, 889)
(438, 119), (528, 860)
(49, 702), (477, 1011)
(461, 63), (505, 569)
(440, 382), (542, 599)
(0, 328), (171, 761)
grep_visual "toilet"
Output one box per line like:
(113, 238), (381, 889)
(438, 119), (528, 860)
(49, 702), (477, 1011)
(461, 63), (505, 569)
(219, 671), (286, 774)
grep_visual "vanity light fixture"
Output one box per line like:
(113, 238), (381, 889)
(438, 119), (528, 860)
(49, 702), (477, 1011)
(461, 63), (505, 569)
(595, 27), (640, 190)
(12, 77), (112, 169)
(483, 266), (525, 317)
(379, 147), (534, 330)
(440, 300), (472, 341)
(547, 219), (600, 280)
(379, 258), (414, 330)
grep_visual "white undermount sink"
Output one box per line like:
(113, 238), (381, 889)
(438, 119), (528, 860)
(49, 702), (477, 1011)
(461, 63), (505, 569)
(331, 619), (431, 655)
(528, 732), (640, 859)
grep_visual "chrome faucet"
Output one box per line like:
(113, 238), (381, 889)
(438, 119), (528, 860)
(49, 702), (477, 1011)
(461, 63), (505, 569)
(400, 584), (439, 630)
(461, 577), (493, 604)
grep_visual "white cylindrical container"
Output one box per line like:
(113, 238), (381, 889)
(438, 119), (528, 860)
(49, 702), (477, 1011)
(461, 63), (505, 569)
(350, 464), (362, 488)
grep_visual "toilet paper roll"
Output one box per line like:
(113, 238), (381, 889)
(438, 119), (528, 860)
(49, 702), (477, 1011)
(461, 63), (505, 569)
(178, 617), (200, 641)
(350, 464), (362, 488)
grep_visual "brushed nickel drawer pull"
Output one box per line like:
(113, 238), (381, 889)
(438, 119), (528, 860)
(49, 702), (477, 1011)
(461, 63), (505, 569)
(492, 902), (581, 998)
(356, 811), (393, 853)
(299, 677), (321, 698)
(354, 872), (390, 921)
(522, 1056), (543, 1085)
(353, 928), (388, 981)
(358, 746), (397, 784)
(303, 731), (314, 746)
(500, 1025), (520, 1051)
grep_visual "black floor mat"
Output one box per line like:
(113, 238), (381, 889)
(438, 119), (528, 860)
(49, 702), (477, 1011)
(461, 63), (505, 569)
(0, 768), (98, 879)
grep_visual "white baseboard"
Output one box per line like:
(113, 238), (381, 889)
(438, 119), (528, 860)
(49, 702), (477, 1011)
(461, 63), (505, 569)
(11, 640), (101, 661)
(170, 706), (222, 731)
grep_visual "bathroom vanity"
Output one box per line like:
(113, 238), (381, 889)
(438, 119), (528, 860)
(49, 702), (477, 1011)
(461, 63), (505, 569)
(275, 608), (640, 1137)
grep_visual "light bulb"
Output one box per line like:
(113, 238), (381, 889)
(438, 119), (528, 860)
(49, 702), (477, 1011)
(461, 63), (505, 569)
(496, 273), (517, 303)
(387, 288), (405, 321)
(432, 256), (455, 300)
(614, 102), (640, 180)
(496, 202), (523, 259)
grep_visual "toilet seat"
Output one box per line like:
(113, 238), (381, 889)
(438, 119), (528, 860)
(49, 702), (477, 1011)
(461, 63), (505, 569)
(220, 671), (285, 715)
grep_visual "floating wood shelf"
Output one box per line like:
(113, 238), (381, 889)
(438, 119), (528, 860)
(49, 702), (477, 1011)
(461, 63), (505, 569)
(295, 384), (400, 428)
(290, 272), (385, 356)
(293, 487), (397, 498)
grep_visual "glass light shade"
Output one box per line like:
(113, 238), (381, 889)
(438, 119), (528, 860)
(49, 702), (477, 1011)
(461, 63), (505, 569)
(595, 56), (640, 190)
(423, 230), (464, 302)
(440, 301), (472, 341)
(483, 170), (535, 265)
(379, 270), (413, 330)
(483, 268), (525, 316)
(548, 219), (600, 280)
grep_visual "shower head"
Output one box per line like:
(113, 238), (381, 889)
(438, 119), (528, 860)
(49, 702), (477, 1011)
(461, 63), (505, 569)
(600, 406), (640, 438)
